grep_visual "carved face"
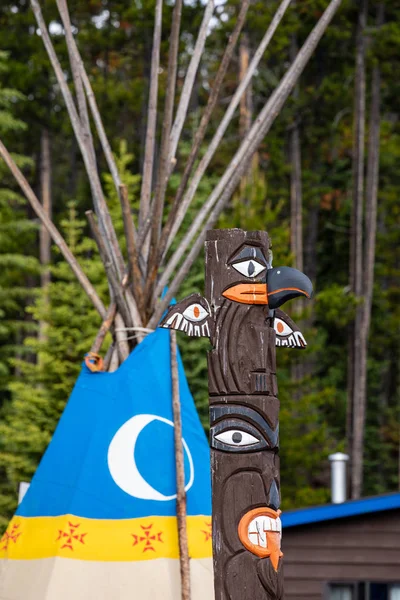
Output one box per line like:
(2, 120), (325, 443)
(205, 229), (271, 309)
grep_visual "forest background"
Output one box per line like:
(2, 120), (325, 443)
(0, 0), (398, 531)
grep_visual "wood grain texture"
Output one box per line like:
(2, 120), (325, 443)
(206, 229), (283, 599)
(158, 228), (312, 599)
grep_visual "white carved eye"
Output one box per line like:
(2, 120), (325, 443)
(232, 260), (266, 278)
(182, 303), (209, 322)
(274, 318), (293, 336)
(215, 429), (259, 447)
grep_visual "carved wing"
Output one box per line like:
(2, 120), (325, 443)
(273, 308), (307, 349)
(160, 293), (213, 338)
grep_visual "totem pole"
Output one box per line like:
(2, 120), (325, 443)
(160, 229), (312, 600)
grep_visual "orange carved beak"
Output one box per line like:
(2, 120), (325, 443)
(222, 283), (268, 304)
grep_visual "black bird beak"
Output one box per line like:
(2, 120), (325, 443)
(266, 267), (313, 310)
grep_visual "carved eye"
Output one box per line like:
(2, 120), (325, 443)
(214, 429), (259, 447)
(274, 318), (293, 336)
(182, 303), (209, 322)
(232, 260), (266, 278)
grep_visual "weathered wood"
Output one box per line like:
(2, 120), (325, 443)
(30, 0), (125, 280)
(160, 0), (292, 263)
(90, 303), (117, 355)
(0, 139), (106, 319)
(150, 0), (342, 323)
(138, 0), (163, 239)
(170, 331), (191, 600)
(119, 184), (145, 318)
(160, 228), (313, 599)
(168, 0), (215, 168)
(145, 0), (183, 303)
(158, 0), (251, 264)
(86, 211), (133, 332)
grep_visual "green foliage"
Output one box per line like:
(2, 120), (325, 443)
(0, 203), (107, 529)
(0, 0), (399, 530)
(0, 51), (38, 404)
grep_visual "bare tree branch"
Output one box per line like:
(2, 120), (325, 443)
(0, 138), (106, 319)
(161, 0), (293, 261)
(149, 0), (343, 326)
(168, 0), (215, 167)
(138, 0), (163, 235)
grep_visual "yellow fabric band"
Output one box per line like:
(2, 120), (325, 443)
(0, 515), (212, 562)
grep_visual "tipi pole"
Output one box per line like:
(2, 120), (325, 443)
(170, 331), (191, 600)
(0, 140), (106, 319)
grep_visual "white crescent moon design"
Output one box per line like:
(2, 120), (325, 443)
(107, 414), (194, 501)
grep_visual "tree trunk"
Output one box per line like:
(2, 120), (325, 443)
(289, 34), (304, 386)
(39, 129), (52, 350)
(239, 32), (252, 140)
(355, 2), (384, 497)
(238, 32), (256, 201)
(349, 0), (368, 499)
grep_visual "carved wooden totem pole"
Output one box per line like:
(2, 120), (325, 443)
(160, 229), (312, 600)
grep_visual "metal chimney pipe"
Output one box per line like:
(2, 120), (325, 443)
(328, 453), (349, 504)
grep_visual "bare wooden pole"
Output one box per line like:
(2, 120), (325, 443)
(150, 0), (343, 316)
(138, 0), (163, 236)
(349, 0), (368, 500)
(108, 346), (120, 372)
(168, 0), (215, 167)
(114, 313), (130, 362)
(56, 0), (95, 158)
(0, 138), (106, 319)
(158, 0), (251, 263)
(86, 210), (133, 332)
(119, 184), (145, 317)
(145, 0), (183, 301)
(90, 302), (117, 354)
(170, 330), (191, 600)
(39, 0), (144, 334)
(160, 0), (293, 261)
(30, 0), (126, 281)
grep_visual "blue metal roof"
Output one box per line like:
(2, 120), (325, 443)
(281, 492), (400, 528)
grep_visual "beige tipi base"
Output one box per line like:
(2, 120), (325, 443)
(0, 557), (214, 600)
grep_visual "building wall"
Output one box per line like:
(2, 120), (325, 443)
(283, 510), (400, 600)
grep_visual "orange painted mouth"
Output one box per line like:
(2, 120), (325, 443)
(238, 507), (283, 571)
(222, 283), (268, 305)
